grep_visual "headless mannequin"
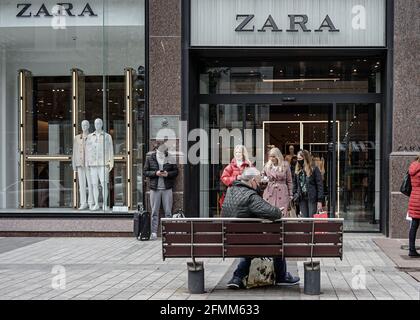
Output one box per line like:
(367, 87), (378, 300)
(72, 120), (93, 210)
(86, 118), (114, 211)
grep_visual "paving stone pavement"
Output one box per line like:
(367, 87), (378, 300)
(0, 234), (418, 300)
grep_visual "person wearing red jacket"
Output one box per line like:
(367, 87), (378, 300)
(221, 145), (253, 187)
(219, 145), (253, 209)
(408, 154), (420, 257)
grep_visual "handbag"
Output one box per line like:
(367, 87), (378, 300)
(400, 171), (412, 197)
(246, 258), (275, 289)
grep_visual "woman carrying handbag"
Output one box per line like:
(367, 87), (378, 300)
(292, 150), (324, 218)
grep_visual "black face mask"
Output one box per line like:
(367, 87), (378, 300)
(298, 160), (305, 166)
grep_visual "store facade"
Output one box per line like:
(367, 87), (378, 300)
(182, 0), (388, 233)
(0, 0), (147, 232)
(0, 0), (418, 238)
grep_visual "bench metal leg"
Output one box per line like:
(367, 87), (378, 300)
(187, 261), (205, 294)
(303, 261), (321, 295)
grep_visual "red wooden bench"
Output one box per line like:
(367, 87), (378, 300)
(161, 217), (344, 294)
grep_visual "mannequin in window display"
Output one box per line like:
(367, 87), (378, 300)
(72, 120), (93, 210)
(86, 118), (114, 211)
(285, 145), (296, 164)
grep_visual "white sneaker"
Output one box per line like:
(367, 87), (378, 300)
(78, 203), (88, 210)
(90, 204), (100, 211)
(150, 233), (157, 240)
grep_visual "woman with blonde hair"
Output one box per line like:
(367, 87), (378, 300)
(407, 153), (420, 257)
(220, 145), (253, 209)
(262, 147), (293, 215)
(292, 150), (324, 217)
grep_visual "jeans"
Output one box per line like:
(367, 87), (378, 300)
(233, 257), (287, 281)
(150, 189), (173, 234)
(409, 218), (419, 252)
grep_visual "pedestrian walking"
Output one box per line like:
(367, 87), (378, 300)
(262, 147), (293, 216)
(292, 150), (324, 217)
(408, 154), (420, 257)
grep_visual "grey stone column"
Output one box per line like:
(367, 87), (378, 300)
(389, 0), (420, 238)
(148, 0), (183, 216)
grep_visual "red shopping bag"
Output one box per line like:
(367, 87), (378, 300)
(313, 209), (328, 234)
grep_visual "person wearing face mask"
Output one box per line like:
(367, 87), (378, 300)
(219, 145), (253, 209)
(221, 167), (300, 289)
(293, 150), (324, 217)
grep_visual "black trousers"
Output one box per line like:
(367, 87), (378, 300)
(409, 218), (419, 252)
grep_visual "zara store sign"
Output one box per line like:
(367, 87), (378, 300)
(16, 3), (97, 18)
(191, 0), (386, 47)
(0, 0), (144, 27)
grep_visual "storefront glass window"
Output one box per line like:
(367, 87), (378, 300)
(0, 0), (145, 212)
(200, 58), (383, 94)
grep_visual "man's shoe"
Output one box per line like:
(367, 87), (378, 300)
(90, 205), (100, 211)
(227, 276), (244, 289)
(150, 233), (158, 240)
(276, 272), (300, 286)
(78, 203), (88, 210)
(409, 250), (420, 257)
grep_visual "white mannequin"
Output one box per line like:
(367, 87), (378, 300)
(85, 118), (114, 211)
(72, 120), (93, 210)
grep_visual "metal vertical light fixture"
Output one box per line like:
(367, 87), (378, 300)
(71, 68), (79, 208)
(125, 68), (133, 209)
(18, 70), (26, 208)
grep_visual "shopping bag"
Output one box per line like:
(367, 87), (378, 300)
(246, 258), (275, 289)
(313, 209), (328, 235)
(313, 210), (328, 219)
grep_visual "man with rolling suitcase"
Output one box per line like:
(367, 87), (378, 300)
(143, 142), (178, 240)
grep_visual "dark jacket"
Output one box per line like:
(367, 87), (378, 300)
(293, 166), (324, 203)
(221, 181), (282, 221)
(143, 152), (178, 190)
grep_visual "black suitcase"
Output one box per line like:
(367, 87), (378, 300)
(134, 203), (151, 241)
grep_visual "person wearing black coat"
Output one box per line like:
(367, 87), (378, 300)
(292, 150), (324, 217)
(222, 167), (300, 289)
(143, 143), (178, 240)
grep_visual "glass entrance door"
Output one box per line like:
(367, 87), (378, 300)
(263, 117), (339, 216)
(200, 103), (338, 218)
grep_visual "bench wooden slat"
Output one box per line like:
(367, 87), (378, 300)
(225, 234), (282, 244)
(225, 245), (282, 257)
(283, 245), (342, 257)
(164, 246), (223, 257)
(164, 233), (222, 244)
(225, 223), (283, 233)
(162, 222), (223, 233)
(283, 222), (343, 233)
(283, 233), (342, 244)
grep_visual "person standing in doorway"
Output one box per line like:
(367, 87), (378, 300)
(408, 154), (420, 257)
(262, 148), (293, 216)
(144, 142), (178, 240)
(293, 150), (324, 217)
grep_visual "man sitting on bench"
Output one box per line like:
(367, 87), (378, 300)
(221, 167), (300, 289)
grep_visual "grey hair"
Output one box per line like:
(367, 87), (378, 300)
(240, 167), (260, 182)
